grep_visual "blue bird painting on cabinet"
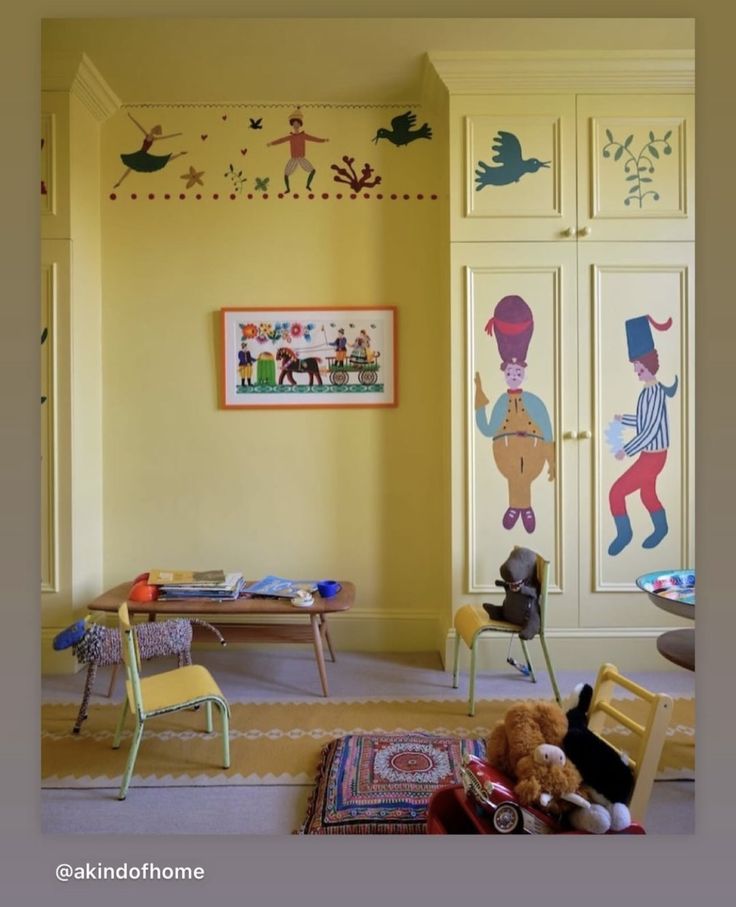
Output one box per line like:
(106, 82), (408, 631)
(475, 131), (549, 191)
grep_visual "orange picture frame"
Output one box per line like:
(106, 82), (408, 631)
(220, 306), (397, 409)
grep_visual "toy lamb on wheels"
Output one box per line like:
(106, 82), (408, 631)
(53, 615), (226, 734)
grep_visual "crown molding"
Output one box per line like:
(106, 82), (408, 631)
(427, 50), (694, 94)
(42, 52), (121, 121)
(420, 54), (449, 111)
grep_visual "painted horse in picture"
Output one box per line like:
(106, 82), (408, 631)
(276, 346), (323, 386)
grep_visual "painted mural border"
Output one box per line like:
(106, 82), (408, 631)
(41, 113), (55, 216)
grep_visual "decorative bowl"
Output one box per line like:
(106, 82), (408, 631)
(635, 569), (695, 619)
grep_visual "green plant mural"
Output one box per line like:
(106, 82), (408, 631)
(602, 129), (673, 207)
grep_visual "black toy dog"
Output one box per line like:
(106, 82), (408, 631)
(563, 683), (635, 832)
(483, 546), (541, 640)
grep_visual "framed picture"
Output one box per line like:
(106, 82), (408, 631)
(220, 306), (397, 409)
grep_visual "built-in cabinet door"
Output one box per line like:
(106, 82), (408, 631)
(577, 242), (695, 626)
(576, 95), (694, 242)
(454, 241), (579, 628)
(41, 239), (72, 618)
(450, 94), (577, 242)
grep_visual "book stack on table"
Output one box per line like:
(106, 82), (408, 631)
(147, 570), (245, 601)
(243, 575), (318, 599)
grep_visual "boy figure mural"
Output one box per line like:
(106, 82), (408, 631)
(474, 295), (555, 534)
(267, 107), (329, 193)
(607, 315), (678, 556)
(238, 342), (255, 387)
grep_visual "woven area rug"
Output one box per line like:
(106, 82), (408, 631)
(41, 695), (694, 788)
(299, 733), (485, 835)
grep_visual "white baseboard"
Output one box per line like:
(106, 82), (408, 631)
(444, 627), (687, 673)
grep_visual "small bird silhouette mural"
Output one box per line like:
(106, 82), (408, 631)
(249, 118), (263, 130)
(475, 131), (550, 190)
(373, 111), (432, 147)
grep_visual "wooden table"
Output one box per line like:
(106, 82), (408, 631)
(88, 580), (355, 696)
(645, 587), (695, 672)
(656, 628), (695, 672)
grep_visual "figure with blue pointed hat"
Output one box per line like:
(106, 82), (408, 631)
(607, 314), (679, 556)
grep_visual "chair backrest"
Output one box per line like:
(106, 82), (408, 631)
(586, 662), (673, 824)
(511, 546), (550, 633)
(118, 603), (144, 718)
(534, 553), (550, 633)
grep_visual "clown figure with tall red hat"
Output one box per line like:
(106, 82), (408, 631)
(474, 295), (555, 533)
(607, 314), (678, 556)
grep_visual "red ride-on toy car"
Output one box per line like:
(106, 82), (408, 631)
(426, 754), (646, 835)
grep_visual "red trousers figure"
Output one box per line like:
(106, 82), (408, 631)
(609, 450), (667, 517)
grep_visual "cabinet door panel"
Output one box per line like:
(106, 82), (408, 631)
(578, 243), (694, 627)
(577, 95), (694, 241)
(454, 242), (578, 627)
(451, 95), (577, 242)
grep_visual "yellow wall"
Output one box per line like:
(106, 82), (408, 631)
(100, 104), (449, 650)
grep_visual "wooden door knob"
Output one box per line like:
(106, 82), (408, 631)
(563, 227), (576, 238)
(578, 226), (592, 237)
(563, 430), (578, 439)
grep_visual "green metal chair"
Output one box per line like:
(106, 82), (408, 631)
(113, 602), (230, 800)
(452, 550), (561, 715)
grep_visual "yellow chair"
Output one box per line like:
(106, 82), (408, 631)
(452, 551), (560, 715)
(586, 662), (673, 825)
(112, 602), (230, 800)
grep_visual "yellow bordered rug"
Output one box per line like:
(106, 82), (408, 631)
(41, 695), (694, 788)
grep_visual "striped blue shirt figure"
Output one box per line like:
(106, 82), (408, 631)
(608, 315), (678, 556)
(621, 380), (675, 457)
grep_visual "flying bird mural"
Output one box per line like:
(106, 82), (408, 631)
(475, 131), (549, 190)
(373, 111), (432, 147)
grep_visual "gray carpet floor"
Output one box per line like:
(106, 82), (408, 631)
(41, 647), (695, 834)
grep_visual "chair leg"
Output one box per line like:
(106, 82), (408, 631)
(452, 631), (461, 689)
(519, 638), (536, 683)
(468, 639), (478, 717)
(219, 702), (230, 769)
(539, 635), (561, 704)
(118, 720), (145, 800)
(112, 697), (129, 749)
(205, 701), (213, 734)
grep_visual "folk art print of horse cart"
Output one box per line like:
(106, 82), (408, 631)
(220, 307), (397, 409)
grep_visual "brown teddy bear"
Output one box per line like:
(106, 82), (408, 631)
(486, 700), (590, 815)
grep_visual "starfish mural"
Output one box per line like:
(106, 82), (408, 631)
(180, 165), (205, 189)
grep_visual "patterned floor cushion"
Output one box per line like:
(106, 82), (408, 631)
(299, 732), (486, 835)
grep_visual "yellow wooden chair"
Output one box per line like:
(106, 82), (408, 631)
(112, 602), (231, 800)
(586, 662), (673, 825)
(452, 550), (560, 715)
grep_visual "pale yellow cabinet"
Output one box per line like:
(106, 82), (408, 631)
(451, 92), (694, 243)
(455, 238), (694, 624)
(434, 52), (695, 664)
